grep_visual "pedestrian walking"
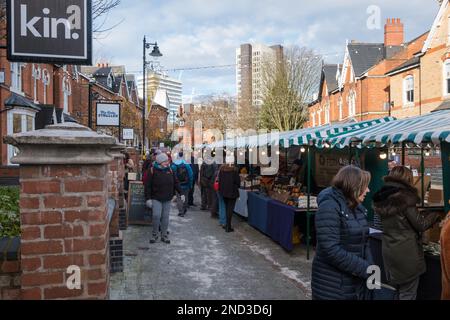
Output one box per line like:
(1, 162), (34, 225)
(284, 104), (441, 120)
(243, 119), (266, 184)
(188, 154), (200, 207)
(311, 165), (373, 300)
(199, 156), (217, 211)
(441, 212), (450, 300)
(144, 153), (182, 244)
(373, 166), (443, 300)
(215, 165), (226, 228)
(171, 152), (194, 217)
(218, 162), (240, 233)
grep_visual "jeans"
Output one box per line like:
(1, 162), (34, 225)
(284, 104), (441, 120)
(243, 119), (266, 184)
(398, 277), (420, 300)
(217, 192), (226, 226)
(188, 185), (195, 205)
(201, 186), (209, 209)
(208, 187), (218, 216)
(177, 188), (190, 215)
(224, 198), (237, 230)
(152, 200), (171, 238)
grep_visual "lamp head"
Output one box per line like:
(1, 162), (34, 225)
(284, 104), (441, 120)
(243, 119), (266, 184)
(150, 43), (163, 57)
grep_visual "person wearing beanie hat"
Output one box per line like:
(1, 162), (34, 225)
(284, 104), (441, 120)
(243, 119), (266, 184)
(144, 152), (181, 244)
(171, 151), (194, 217)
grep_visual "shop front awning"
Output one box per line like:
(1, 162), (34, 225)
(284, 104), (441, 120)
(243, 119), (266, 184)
(323, 109), (450, 148)
(208, 116), (395, 150)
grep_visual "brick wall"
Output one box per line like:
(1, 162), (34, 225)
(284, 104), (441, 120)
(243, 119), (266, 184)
(19, 164), (110, 300)
(0, 260), (21, 300)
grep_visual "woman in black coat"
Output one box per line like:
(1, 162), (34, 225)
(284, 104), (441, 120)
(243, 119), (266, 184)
(218, 163), (240, 233)
(372, 166), (442, 300)
(312, 165), (373, 300)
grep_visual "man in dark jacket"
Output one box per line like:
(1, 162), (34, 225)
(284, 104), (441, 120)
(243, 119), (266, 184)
(145, 153), (182, 244)
(200, 158), (218, 213)
(218, 163), (240, 232)
(373, 167), (442, 300)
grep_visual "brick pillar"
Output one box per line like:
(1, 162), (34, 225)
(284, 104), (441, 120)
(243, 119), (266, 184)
(4, 123), (116, 300)
(108, 144), (126, 273)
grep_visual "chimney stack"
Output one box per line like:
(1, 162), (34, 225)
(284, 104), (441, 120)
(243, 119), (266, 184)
(385, 18), (404, 46)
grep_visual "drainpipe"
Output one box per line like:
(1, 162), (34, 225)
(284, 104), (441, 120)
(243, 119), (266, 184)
(419, 55), (422, 116)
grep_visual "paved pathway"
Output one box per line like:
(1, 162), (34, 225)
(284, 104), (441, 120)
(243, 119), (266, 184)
(110, 191), (313, 300)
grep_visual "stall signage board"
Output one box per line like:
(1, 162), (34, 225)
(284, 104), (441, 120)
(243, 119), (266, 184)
(122, 128), (134, 140)
(315, 149), (356, 188)
(7, 0), (92, 65)
(96, 102), (120, 127)
(127, 181), (152, 225)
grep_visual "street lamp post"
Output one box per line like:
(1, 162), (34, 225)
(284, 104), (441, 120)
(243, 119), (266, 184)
(142, 36), (163, 155)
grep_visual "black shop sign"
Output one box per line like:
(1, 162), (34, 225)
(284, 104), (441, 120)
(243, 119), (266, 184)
(7, 0), (92, 65)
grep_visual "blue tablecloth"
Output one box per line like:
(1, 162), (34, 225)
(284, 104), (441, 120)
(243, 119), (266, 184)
(247, 192), (272, 235)
(234, 189), (249, 218)
(267, 200), (296, 251)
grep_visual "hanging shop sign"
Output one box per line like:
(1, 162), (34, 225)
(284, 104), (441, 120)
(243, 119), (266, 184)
(96, 102), (120, 127)
(7, 0), (92, 65)
(122, 128), (134, 141)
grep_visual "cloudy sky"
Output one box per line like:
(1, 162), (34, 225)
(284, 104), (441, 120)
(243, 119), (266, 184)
(93, 0), (440, 101)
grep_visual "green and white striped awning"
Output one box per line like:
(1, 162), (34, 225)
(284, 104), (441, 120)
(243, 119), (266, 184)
(323, 110), (450, 148)
(208, 116), (395, 149)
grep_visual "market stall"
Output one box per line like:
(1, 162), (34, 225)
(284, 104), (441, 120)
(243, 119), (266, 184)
(211, 117), (395, 253)
(318, 109), (450, 299)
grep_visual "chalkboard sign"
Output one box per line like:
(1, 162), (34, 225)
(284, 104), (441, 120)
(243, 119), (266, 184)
(127, 181), (152, 225)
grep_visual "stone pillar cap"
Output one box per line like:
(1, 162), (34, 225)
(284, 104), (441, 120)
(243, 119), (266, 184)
(4, 122), (117, 165)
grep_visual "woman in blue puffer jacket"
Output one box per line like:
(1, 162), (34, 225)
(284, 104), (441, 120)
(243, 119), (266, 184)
(312, 165), (373, 300)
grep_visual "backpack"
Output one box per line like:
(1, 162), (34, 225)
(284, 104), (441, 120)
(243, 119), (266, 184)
(176, 164), (189, 184)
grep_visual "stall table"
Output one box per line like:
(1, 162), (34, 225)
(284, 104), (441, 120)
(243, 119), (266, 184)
(234, 188), (249, 218)
(247, 191), (317, 252)
(247, 192), (272, 235)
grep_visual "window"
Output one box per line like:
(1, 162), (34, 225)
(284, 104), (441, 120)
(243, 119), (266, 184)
(318, 109), (322, 125)
(403, 75), (414, 105)
(325, 104), (330, 124)
(107, 75), (113, 88)
(348, 91), (356, 117)
(10, 63), (23, 93)
(444, 60), (450, 96)
(338, 97), (343, 120)
(62, 77), (72, 114)
(7, 109), (36, 165)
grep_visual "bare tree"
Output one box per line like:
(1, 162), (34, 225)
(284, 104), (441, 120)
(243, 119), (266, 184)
(260, 46), (322, 131)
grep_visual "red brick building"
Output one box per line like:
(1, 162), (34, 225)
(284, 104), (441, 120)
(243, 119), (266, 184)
(387, 0), (450, 118)
(148, 103), (169, 148)
(308, 18), (426, 127)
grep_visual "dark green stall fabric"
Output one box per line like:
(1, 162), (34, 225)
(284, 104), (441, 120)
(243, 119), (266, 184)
(442, 142), (450, 213)
(361, 148), (388, 222)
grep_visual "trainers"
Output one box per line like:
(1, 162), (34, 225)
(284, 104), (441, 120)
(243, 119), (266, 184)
(150, 234), (158, 244)
(161, 237), (171, 244)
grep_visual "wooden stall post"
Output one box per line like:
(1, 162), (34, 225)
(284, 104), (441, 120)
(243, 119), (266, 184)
(421, 146), (426, 208)
(306, 145), (312, 261)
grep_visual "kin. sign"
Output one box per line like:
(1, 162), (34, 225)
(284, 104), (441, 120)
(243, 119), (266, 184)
(96, 103), (120, 127)
(7, 0), (92, 65)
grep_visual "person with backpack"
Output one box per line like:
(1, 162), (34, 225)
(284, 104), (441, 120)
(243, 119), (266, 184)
(144, 153), (182, 244)
(171, 152), (194, 217)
